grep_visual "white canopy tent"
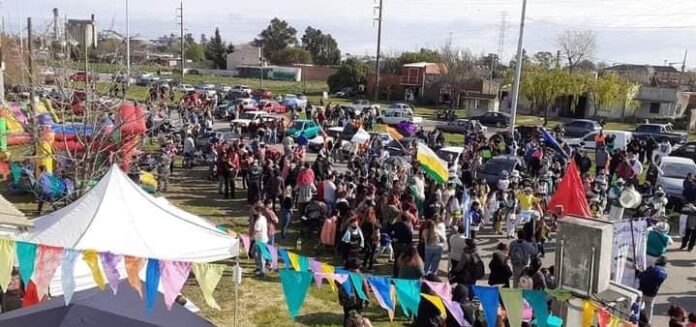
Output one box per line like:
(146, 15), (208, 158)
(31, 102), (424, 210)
(15, 164), (239, 295)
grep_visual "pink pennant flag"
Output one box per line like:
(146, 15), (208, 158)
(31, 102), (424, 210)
(313, 272), (330, 288)
(267, 244), (279, 270)
(159, 260), (192, 310)
(100, 252), (123, 295)
(333, 273), (349, 285)
(240, 235), (251, 258)
(443, 297), (470, 327)
(423, 280), (452, 301)
(32, 245), (63, 300)
(309, 259), (322, 273)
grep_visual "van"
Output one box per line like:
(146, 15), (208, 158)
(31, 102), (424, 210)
(567, 130), (633, 150)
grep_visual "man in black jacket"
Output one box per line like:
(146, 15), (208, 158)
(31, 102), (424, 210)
(390, 213), (414, 277)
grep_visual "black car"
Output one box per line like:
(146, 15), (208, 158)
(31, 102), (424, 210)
(671, 142), (696, 163)
(470, 112), (511, 128)
(477, 155), (524, 186)
(562, 119), (602, 138)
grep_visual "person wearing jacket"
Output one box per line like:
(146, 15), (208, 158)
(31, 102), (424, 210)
(451, 239), (484, 300)
(488, 242), (513, 288)
(646, 221), (673, 267)
(681, 204), (696, 251)
(637, 255), (668, 323)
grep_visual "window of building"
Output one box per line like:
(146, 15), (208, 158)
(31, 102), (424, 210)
(649, 102), (660, 114)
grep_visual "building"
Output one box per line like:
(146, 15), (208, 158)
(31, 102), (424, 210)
(226, 43), (261, 70)
(438, 79), (500, 113)
(400, 62), (447, 101)
(602, 64), (689, 87)
(632, 86), (690, 118)
(65, 15), (97, 48)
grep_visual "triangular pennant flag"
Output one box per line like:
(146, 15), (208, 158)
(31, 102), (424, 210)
(61, 249), (80, 305)
(442, 297), (470, 327)
(100, 252), (123, 295)
(523, 290), (549, 327)
(609, 315), (621, 327)
(309, 258), (321, 272)
(256, 242), (272, 261)
(22, 281), (40, 307)
(349, 272), (368, 300)
(192, 263), (226, 310)
(279, 269), (313, 320)
(582, 300), (598, 327)
(82, 250), (106, 290)
(472, 285), (500, 327)
(597, 307), (612, 327)
(240, 235), (251, 257)
(393, 278), (421, 318)
(298, 255), (310, 272)
(278, 249), (291, 269)
(145, 258), (161, 313)
(500, 289), (524, 327)
(423, 279), (452, 302)
(421, 293), (447, 317)
(288, 252), (300, 271)
(16, 241), (37, 287)
(333, 273), (349, 285)
(0, 238), (15, 292)
(313, 272), (331, 288)
(366, 276), (395, 314)
(267, 244), (279, 270)
(32, 245), (63, 300)
(160, 260), (192, 310)
(125, 256), (145, 298)
(389, 286), (397, 322)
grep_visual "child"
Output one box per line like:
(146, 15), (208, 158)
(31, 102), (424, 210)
(377, 232), (394, 262)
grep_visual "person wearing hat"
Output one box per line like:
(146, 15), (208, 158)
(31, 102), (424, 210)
(637, 255), (668, 323)
(648, 187), (669, 217)
(646, 221), (673, 267)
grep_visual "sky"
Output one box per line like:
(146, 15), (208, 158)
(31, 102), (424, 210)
(2, 0), (696, 68)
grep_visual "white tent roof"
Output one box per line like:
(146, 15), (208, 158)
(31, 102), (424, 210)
(17, 165), (238, 262)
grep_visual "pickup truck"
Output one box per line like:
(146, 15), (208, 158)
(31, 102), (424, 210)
(632, 123), (687, 144)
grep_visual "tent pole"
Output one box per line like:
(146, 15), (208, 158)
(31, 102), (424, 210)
(234, 255), (239, 327)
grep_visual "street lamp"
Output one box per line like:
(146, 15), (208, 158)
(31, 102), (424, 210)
(509, 0), (528, 137)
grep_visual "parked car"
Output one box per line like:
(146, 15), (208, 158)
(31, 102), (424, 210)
(671, 142), (696, 164)
(345, 99), (379, 115)
(231, 85), (253, 95)
(470, 112), (511, 128)
(387, 103), (413, 112)
(436, 119), (487, 134)
(657, 156), (696, 201)
(632, 123), (688, 144)
(282, 94), (308, 111)
(217, 85), (232, 93)
(69, 71), (96, 82)
(308, 126), (345, 152)
(285, 120), (321, 139)
(376, 109), (423, 125)
(437, 146), (465, 175)
(174, 84), (195, 92)
(332, 87), (356, 98)
(230, 111), (269, 128)
(227, 90), (249, 100)
(562, 119), (602, 138)
(238, 98), (259, 112)
(477, 155), (524, 186)
(252, 88), (273, 99)
(566, 130), (633, 150)
(258, 100), (287, 114)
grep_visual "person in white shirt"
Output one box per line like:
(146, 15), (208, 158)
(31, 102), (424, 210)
(253, 208), (269, 277)
(183, 134), (196, 156)
(449, 226), (468, 271)
(323, 176), (337, 211)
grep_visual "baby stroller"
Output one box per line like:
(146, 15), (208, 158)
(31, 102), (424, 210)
(301, 198), (327, 237)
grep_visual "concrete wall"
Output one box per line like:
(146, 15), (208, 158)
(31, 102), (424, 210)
(226, 45), (260, 70)
(294, 65), (337, 81)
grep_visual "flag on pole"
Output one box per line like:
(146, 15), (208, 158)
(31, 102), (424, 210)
(542, 128), (568, 158)
(416, 142), (449, 184)
(384, 125), (404, 141)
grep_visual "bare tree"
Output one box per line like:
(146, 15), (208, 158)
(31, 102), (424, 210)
(557, 30), (597, 72)
(437, 42), (487, 89)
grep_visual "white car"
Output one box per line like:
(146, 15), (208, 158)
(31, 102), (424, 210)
(345, 100), (379, 115)
(376, 109), (423, 125)
(657, 156), (696, 200)
(232, 85), (253, 94)
(567, 130), (633, 150)
(308, 126), (345, 151)
(175, 84), (195, 92)
(217, 85), (232, 93)
(230, 111), (269, 128)
(387, 103), (413, 113)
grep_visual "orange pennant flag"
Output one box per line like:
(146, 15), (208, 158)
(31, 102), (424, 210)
(125, 256), (145, 298)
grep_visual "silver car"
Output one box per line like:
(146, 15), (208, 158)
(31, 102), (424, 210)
(657, 156), (696, 200)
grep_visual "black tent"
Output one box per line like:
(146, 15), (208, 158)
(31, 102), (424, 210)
(0, 280), (214, 327)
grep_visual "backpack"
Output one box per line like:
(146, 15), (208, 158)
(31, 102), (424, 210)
(510, 241), (528, 266)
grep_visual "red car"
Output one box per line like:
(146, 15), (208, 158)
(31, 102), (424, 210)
(253, 88), (273, 99)
(258, 100), (287, 114)
(69, 72), (96, 82)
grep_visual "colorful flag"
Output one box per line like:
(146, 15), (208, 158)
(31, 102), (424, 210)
(288, 252), (300, 271)
(0, 239), (15, 292)
(393, 278), (421, 318)
(298, 255), (310, 272)
(279, 270), (313, 320)
(61, 249), (80, 305)
(145, 259), (161, 313)
(423, 279), (452, 301)
(597, 307), (612, 327)
(278, 249), (291, 269)
(82, 250), (106, 290)
(349, 272), (368, 301)
(500, 289), (524, 327)
(524, 290), (549, 327)
(32, 245), (63, 300)
(16, 241), (37, 287)
(160, 260), (192, 310)
(384, 125), (404, 141)
(125, 256), (145, 298)
(582, 300), (597, 327)
(267, 244), (279, 270)
(548, 160), (592, 217)
(442, 297), (470, 327)
(100, 252), (123, 295)
(240, 235), (251, 257)
(542, 128), (568, 158)
(366, 276), (395, 314)
(421, 293), (447, 317)
(472, 285), (500, 327)
(416, 142), (449, 184)
(22, 281), (40, 307)
(192, 263), (226, 310)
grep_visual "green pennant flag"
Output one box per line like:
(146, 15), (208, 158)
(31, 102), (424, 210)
(500, 288), (524, 327)
(279, 269), (313, 320)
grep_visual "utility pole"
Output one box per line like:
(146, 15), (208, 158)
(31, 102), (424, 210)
(682, 49), (688, 73)
(373, 0), (383, 102)
(493, 12), (507, 80)
(0, 19), (5, 100)
(177, 0), (185, 80)
(27, 18), (35, 103)
(509, 0), (528, 137)
(126, 0), (131, 85)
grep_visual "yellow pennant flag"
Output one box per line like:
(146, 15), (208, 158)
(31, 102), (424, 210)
(82, 250), (106, 289)
(609, 316), (621, 327)
(388, 285), (397, 322)
(582, 300), (597, 327)
(421, 293), (446, 317)
(320, 263), (336, 292)
(125, 256), (145, 298)
(288, 252), (300, 271)
(192, 263), (226, 310)
(0, 238), (15, 292)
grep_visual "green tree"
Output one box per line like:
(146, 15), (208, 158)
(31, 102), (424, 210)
(397, 48), (441, 66)
(205, 27), (230, 69)
(185, 43), (205, 62)
(253, 18), (298, 64)
(275, 47), (313, 65)
(588, 73), (625, 117)
(327, 59), (370, 92)
(532, 51), (556, 70)
(301, 27), (341, 65)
